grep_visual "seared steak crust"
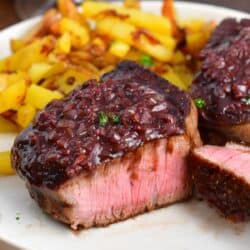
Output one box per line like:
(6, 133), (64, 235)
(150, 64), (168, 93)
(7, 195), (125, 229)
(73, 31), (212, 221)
(191, 145), (250, 221)
(191, 154), (250, 221)
(191, 18), (250, 127)
(102, 60), (191, 121)
(11, 61), (191, 189)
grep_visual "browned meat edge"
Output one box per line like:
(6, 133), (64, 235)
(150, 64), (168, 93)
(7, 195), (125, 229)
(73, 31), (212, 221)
(190, 153), (250, 222)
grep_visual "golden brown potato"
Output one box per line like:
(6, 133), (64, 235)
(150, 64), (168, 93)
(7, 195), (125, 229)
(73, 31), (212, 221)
(96, 17), (173, 61)
(109, 41), (130, 58)
(0, 36), (56, 72)
(25, 85), (63, 109)
(56, 32), (72, 54)
(59, 18), (89, 47)
(0, 151), (14, 176)
(82, 1), (172, 36)
(0, 0), (212, 132)
(0, 116), (19, 133)
(10, 39), (26, 53)
(0, 81), (27, 114)
(16, 104), (36, 128)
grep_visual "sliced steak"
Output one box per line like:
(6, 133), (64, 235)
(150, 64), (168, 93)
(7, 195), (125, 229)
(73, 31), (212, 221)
(11, 61), (201, 229)
(190, 18), (250, 143)
(191, 144), (250, 221)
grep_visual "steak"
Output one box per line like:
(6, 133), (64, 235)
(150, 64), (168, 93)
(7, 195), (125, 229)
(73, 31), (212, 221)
(11, 61), (201, 229)
(190, 18), (250, 144)
(191, 143), (250, 221)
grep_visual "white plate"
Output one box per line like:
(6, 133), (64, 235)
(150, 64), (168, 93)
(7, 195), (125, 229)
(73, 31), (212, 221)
(0, 2), (249, 250)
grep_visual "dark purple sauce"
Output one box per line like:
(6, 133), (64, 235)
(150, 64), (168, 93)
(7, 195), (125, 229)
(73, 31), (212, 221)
(11, 61), (190, 189)
(191, 18), (250, 126)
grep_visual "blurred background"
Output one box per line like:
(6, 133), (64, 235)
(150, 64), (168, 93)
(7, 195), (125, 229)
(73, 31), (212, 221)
(0, 0), (249, 29)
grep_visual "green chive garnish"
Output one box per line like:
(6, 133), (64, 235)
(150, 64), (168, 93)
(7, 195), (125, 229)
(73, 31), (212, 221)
(16, 212), (20, 221)
(194, 98), (206, 109)
(112, 114), (120, 124)
(139, 54), (154, 67)
(98, 111), (109, 127)
(242, 97), (250, 105)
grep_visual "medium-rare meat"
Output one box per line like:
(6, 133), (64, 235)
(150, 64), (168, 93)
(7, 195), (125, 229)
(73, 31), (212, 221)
(11, 61), (201, 229)
(191, 143), (250, 221)
(190, 18), (250, 143)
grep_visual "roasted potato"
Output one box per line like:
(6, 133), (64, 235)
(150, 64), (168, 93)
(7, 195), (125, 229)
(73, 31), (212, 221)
(109, 41), (130, 58)
(0, 151), (14, 176)
(96, 17), (173, 61)
(0, 81), (27, 114)
(0, 116), (19, 133)
(25, 84), (63, 109)
(0, 0), (213, 134)
(16, 104), (36, 128)
(82, 1), (172, 36)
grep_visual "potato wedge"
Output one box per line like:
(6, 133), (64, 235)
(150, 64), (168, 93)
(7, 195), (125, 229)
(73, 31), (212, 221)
(16, 104), (36, 128)
(82, 1), (172, 35)
(153, 33), (176, 50)
(0, 74), (8, 92)
(29, 62), (66, 85)
(56, 32), (72, 54)
(172, 50), (185, 64)
(0, 151), (14, 176)
(0, 81), (26, 114)
(162, 65), (193, 90)
(96, 17), (173, 61)
(186, 32), (207, 56)
(0, 116), (19, 133)
(25, 84), (63, 109)
(29, 63), (53, 83)
(0, 72), (29, 92)
(10, 39), (26, 53)
(0, 36), (55, 72)
(162, 68), (186, 90)
(56, 69), (94, 94)
(109, 41), (130, 58)
(59, 18), (89, 47)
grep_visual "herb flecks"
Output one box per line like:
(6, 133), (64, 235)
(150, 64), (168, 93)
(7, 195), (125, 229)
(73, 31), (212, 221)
(194, 98), (206, 109)
(139, 54), (154, 67)
(112, 114), (120, 124)
(98, 111), (109, 127)
(98, 111), (121, 127)
(242, 97), (250, 105)
(15, 212), (20, 221)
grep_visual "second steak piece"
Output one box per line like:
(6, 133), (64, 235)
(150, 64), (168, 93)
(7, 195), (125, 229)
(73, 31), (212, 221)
(191, 143), (250, 221)
(11, 61), (201, 229)
(190, 18), (250, 143)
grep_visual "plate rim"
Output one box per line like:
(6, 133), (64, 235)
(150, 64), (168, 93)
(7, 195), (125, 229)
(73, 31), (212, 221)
(0, 1), (249, 249)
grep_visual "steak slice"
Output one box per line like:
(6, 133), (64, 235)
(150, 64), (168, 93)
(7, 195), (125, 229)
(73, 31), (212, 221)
(190, 18), (250, 143)
(11, 61), (201, 229)
(191, 144), (250, 221)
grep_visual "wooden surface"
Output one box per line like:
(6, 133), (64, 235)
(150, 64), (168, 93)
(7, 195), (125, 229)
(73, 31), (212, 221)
(0, 0), (19, 30)
(0, 0), (249, 30)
